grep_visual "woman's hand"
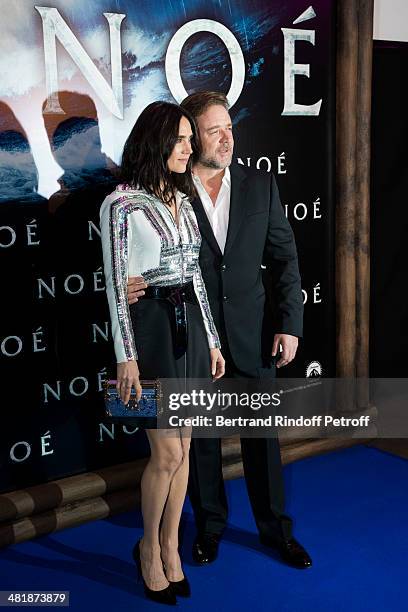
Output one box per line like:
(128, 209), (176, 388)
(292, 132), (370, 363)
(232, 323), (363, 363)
(116, 360), (142, 405)
(210, 348), (225, 380)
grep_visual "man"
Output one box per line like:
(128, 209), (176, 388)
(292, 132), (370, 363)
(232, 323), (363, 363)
(127, 91), (311, 569)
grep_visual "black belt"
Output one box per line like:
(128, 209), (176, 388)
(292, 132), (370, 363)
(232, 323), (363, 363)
(144, 282), (197, 358)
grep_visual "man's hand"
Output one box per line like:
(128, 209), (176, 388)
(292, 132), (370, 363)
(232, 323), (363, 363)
(127, 275), (148, 305)
(272, 333), (298, 368)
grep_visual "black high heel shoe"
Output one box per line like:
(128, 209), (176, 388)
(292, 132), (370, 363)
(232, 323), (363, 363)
(132, 540), (177, 606)
(166, 575), (191, 598)
(162, 553), (191, 597)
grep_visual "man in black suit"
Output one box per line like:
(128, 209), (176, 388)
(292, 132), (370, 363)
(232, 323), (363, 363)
(128, 91), (311, 569)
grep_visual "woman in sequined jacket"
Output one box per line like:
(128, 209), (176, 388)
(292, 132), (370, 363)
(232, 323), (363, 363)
(100, 101), (224, 604)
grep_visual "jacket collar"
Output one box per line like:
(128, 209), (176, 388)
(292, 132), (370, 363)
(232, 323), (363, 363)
(191, 164), (247, 256)
(224, 164), (247, 254)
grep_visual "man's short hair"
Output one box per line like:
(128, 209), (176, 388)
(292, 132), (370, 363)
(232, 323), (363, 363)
(180, 91), (229, 120)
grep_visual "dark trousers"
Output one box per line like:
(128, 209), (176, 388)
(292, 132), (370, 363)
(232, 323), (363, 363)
(188, 337), (293, 543)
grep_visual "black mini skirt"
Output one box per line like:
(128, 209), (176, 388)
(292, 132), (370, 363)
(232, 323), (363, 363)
(129, 297), (212, 428)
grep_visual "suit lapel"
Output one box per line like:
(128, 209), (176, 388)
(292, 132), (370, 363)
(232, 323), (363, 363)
(191, 196), (222, 257)
(224, 164), (247, 255)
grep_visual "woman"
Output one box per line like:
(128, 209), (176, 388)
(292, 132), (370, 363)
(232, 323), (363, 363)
(100, 101), (224, 605)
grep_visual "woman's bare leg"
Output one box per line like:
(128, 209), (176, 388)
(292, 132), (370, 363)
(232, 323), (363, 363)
(160, 427), (192, 581)
(139, 429), (183, 591)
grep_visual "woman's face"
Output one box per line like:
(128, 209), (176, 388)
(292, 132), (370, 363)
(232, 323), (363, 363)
(167, 116), (193, 173)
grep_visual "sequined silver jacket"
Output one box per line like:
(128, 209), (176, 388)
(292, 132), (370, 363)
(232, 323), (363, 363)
(100, 186), (221, 363)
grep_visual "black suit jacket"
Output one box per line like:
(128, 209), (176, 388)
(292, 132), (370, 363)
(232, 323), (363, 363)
(191, 164), (303, 372)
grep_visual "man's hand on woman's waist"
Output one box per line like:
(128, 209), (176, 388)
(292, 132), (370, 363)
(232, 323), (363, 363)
(128, 275), (148, 305)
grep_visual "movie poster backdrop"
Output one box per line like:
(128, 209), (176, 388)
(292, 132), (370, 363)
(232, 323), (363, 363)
(0, 1), (335, 492)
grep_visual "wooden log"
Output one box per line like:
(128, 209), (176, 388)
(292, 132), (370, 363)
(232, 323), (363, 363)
(335, 1), (373, 415)
(367, 439), (408, 460)
(0, 460), (147, 523)
(279, 437), (367, 464)
(336, 0), (359, 378)
(355, 0), (374, 407)
(0, 489), (140, 549)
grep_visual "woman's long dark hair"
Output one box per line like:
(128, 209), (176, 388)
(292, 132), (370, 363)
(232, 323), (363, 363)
(120, 101), (198, 204)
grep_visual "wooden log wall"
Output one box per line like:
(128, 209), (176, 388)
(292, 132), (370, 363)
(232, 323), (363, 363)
(0, 435), (365, 548)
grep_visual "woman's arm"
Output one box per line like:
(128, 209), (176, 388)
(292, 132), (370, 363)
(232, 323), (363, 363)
(100, 195), (142, 402)
(100, 194), (138, 363)
(193, 264), (225, 379)
(192, 263), (221, 350)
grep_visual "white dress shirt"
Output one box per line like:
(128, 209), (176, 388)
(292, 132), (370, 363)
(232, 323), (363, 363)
(192, 167), (231, 253)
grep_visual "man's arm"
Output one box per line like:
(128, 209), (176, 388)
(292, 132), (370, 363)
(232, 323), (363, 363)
(263, 174), (304, 366)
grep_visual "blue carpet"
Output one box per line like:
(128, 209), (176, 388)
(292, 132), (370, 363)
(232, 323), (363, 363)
(1, 445), (407, 611)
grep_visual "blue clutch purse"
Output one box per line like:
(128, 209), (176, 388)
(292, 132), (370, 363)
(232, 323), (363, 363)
(103, 379), (162, 420)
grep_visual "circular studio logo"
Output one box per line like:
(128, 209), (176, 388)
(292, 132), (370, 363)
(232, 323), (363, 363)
(306, 361), (322, 378)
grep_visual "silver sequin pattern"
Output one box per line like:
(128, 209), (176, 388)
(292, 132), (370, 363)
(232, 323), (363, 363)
(108, 189), (220, 361)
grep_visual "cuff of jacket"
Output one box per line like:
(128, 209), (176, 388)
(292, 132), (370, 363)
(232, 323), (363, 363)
(208, 336), (221, 350)
(274, 319), (303, 339)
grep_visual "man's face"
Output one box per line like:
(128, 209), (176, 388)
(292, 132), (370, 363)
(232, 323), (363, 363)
(195, 104), (234, 169)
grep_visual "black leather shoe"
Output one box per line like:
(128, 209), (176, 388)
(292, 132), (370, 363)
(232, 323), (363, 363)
(192, 533), (221, 564)
(132, 540), (177, 605)
(260, 536), (312, 569)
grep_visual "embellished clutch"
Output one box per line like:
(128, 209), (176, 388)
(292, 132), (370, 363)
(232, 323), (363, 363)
(103, 379), (162, 420)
